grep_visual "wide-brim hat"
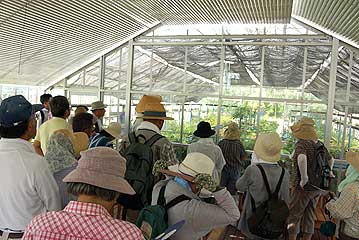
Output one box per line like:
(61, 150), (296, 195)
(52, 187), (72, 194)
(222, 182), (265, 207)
(63, 147), (135, 195)
(53, 129), (89, 157)
(346, 151), (359, 172)
(193, 121), (216, 138)
(135, 95), (162, 113)
(104, 122), (121, 139)
(291, 118), (318, 141)
(91, 101), (107, 111)
(142, 103), (174, 120)
(254, 133), (282, 162)
(224, 122), (242, 140)
(73, 132), (89, 157)
(161, 152), (215, 181)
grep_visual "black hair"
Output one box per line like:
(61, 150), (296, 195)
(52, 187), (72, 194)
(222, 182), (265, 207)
(67, 182), (118, 201)
(0, 120), (29, 138)
(40, 94), (52, 104)
(50, 96), (70, 118)
(77, 105), (89, 111)
(72, 113), (94, 132)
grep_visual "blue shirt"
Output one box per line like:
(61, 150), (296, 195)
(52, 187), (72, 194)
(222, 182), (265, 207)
(89, 133), (113, 149)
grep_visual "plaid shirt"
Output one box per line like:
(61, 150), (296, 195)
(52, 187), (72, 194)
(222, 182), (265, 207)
(22, 201), (144, 240)
(326, 181), (359, 238)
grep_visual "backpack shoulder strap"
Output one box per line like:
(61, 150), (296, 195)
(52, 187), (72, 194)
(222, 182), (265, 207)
(145, 133), (164, 147)
(39, 109), (45, 124)
(128, 132), (137, 144)
(165, 195), (191, 210)
(157, 185), (167, 206)
(256, 165), (272, 199)
(273, 167), (285, 198)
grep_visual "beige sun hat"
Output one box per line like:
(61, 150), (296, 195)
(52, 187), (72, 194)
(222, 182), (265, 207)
(103, 122), (121, 139)
(135, 95), (162, 113)
(224, 122), (242, 140)
(53, 129), (89, 157)
(161, 152), (215, 181)
(91, 101), (106, 111)
(346, 151), (359, 172)
(63, 147), (135, 195)
(254, 133), (283, 163)
(73, 132), (89, 157)
(291, 117), (318, 141)
(142, 103), (174, 120)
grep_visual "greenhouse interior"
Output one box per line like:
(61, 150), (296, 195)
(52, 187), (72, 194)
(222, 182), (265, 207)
(1, 0), (359, 239)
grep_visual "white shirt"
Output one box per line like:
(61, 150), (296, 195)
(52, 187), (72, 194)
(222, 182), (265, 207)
(0, 138), (61, 231)
(137, 121), (161, 133)
(187, 138), (226, 183)
(35, 108), (50, 130)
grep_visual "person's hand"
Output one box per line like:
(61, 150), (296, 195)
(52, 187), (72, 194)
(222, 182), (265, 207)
(324, 191), (335, 203)
(329, 170), (335, 178)
(300, 177), (308, 188)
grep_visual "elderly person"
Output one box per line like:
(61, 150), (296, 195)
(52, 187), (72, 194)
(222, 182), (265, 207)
(219, 122), (247, 195)
(89, 122), (121, 148)
(325, 151), (359, 239)
(236, 133), (290, 240)
(22, 147), (144, 239)
(72, 112), (95, 138)
(91, 101), (106, 133)
(187, 121), (225, 183)
(287, 118), (334, 240)
(133, 95), (162, 131)
(152, 152), (240, 240)
(0, 95), (60, 239)
(44, 129), (89, 208)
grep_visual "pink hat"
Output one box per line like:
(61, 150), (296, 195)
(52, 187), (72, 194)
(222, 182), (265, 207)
(63, 147), (135, 195)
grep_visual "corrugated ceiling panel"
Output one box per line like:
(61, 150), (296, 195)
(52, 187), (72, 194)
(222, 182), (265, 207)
(293, 0), (359, 47)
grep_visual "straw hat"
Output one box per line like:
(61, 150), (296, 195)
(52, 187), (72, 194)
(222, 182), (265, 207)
(91, 101), (106, 111)
(142, 103), (174, 120)
(53, 129), (89, 157)
(73, 132), (89, 157)
(291, 118), (318, 141)
(224, 122), (242, 140)
(135, 95), (162, 113)
(346, 151), (359, 172)
(103, 122), (121, 139)
(160, 152), (215, 182)
(254, 133), (282, 162)
(75, 106), (88, 115)
(64, 147), (135, 195)
(193, 121), (216, 138)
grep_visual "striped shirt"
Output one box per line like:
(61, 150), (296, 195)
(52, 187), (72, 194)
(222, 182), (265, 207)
(218, 139), (246, 171)
(326, 181), (359, 238)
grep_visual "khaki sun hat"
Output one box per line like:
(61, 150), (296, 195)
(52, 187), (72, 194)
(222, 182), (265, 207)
(254, 133), (282, 163)
(135, 95), (162, 113)
(103, 122), (121, 139)
(142, 103), (174, 120)
(73, 132), (89, 157)
(346, 151), (359, 172)
(63, 147), (135, 195)
(53, 129), (89, 157)
(161, 152), (215, 181)
(224, 122), (242, 140)
(291, 117), (318, 141)
(91, 101), (106, 111)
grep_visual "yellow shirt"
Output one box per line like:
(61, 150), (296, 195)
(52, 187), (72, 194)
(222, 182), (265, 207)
(35, 117), (72, 154)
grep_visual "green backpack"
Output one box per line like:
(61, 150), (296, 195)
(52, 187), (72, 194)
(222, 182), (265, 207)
(136, 184), (190, 240)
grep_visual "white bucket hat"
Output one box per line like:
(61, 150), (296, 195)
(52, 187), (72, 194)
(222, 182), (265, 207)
(103, 122), (121, 139)
(254, 133), (282, 163)
(164, 152), (215, 180)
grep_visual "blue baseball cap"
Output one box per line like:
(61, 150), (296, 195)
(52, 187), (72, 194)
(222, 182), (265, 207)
(0, 95), (33, 127)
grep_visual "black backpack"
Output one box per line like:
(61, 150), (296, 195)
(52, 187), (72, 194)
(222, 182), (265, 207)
(117, 132), (163, 210)
(307, 141), (331, 190)
(248, 165), (289, 239)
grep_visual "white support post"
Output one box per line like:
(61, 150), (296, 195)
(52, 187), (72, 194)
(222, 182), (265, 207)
(300, 45), (308, 116)
(117, 48), (123, 123)
(324, 38), (339, 148)
(99, 55), (106, 102)
(125, 39), (134, 133)
(340, 50), (353, 159)
(216, 42), (225, 143)
(256, 46), (265, 137)
(179, 43), (188, 143)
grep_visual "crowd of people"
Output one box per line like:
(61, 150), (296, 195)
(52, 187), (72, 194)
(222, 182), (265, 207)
(0, 93), (358, 240)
